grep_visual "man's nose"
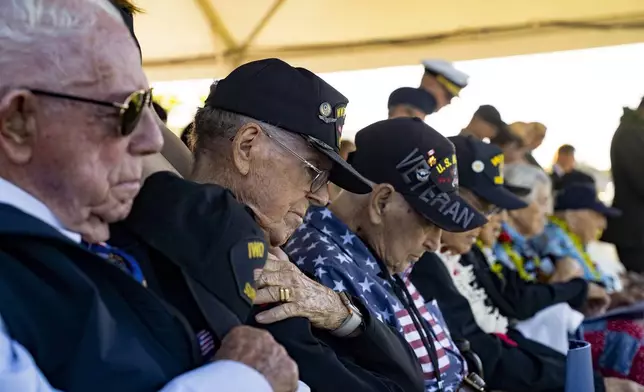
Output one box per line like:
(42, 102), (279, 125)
(308, 183), (330, 207)
(129, 108), (164, 156)
(424, 227), (442, 252)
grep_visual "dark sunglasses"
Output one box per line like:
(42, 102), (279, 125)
(29, 88), (153, 136)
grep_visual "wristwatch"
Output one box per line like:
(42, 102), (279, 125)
(330, 292), (364, 338)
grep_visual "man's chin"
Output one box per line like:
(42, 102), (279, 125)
(78, 219), (111, 244)
(91, 200), (134, 224)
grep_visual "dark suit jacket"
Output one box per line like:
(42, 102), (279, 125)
(410, 252), (605, 392)
(604, 108), (644, 247)
(111, 172), (424, 392)
(0, 204), (199, 392)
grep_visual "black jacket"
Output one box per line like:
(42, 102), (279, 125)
(0, 204), (199, 392)
(461, 246), (588, 321)
(410, 252), (605, 392)
(604, 108), (644, 248)
(110, 172), (424, 392)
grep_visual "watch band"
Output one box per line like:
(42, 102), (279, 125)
(331, 292), (363, 337)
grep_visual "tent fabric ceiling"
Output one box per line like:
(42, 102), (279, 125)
(136, 0), (644, 81)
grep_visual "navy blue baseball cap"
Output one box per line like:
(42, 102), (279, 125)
(206, 58), (372, 195)
(388, 87), (437, 115)
(449, 135), (528, 210)
(555, 183), (621, 218)
(348, 118), (487, 232)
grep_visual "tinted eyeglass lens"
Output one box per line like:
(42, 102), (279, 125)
(121, 90), (149, 136)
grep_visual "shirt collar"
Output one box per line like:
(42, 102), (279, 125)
(0, 177), (81, 243)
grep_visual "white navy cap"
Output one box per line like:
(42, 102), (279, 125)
(421, 59), (469, 95)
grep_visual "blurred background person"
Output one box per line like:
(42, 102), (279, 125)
(603, 96), (644, 273)
(420, 59), (469, 112)
(509, 122), (547, 168)
(387, 87), (437, 119)
(460, 105), (506, 141)
(490, 126), (527, 164)
(550, 144), (596, 191)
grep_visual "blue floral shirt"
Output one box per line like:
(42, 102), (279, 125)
(493, 222), (555, 281)
(530, 221), (615, 290)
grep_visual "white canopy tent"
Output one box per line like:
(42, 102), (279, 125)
(136, 0), (644, 82)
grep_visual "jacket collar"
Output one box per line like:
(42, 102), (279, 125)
(0, 177), (80, 243)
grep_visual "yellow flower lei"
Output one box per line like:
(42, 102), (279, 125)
(548, 216), (602, 280)
(475, 240), (505, 281)
(499, 242), (536, 281)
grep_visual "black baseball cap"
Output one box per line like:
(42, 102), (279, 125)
(449, 136), (527, 210)
(206, 58), (372, 194)
(474, 105), (507, 135)
(348, 118), (487, 232)
(555, 183), (621, 218)
(388, 87), (437, 114)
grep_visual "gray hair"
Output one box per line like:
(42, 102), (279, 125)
(504, 162), (552, 202)
(0, 0), (123, 89)
(192, 103), (304, 161)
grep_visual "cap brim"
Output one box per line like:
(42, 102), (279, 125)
(475, 185), (528, 211)
(592, 202), (622, 218)
(306, 136), (372, 194)
(505, 184), (532, 197)
(403, 190), (488, 233)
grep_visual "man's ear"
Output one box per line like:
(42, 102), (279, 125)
(231, 122), (262, 176)
(368, 183), (395, 225)
(0, 90), (39, 164)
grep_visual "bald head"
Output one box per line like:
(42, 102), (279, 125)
(0, 0), (163, 243)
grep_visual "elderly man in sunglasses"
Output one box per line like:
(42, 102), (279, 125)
(0, 1), (302, 392)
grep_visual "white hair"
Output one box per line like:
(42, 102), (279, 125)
(0, 0), (124, 88)
(0, 0), (120, 40)
(504, 162), (552, 202)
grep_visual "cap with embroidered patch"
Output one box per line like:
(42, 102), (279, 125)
(206, 58), (372, 194)
(348, 118), (487, 232)
(449, 135), (528, 210)
(422, 59), (469, 96)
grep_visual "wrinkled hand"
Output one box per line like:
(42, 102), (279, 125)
(584, 282), (611, 317)
(605, 377), (644, 392)
(214, 326), (298, 392)
(253, 253), (349, 330)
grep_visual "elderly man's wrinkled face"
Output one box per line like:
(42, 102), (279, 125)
(479, 210), (507, 248)
(0, 9), (162, 243)
(567, 209), (606, 244)
(366, 185), (441, 274)
(232, 125), (330, 247)
(508, 182), (552, 238)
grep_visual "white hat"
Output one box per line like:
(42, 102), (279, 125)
(421, 59), (469, 91)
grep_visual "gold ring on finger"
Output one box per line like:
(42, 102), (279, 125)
(279, 287), (291, 302)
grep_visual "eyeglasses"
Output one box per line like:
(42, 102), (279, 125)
(260, 128), (330, 194)
(29, 88), (153, 136)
